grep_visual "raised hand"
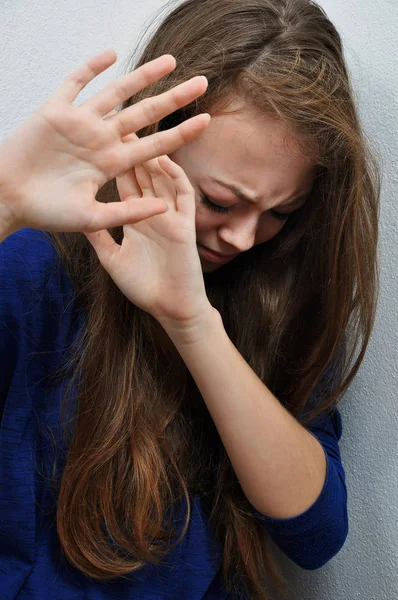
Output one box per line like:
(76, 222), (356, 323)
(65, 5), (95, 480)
(85, 154), (214, 335)
(0, 49), (210, 241)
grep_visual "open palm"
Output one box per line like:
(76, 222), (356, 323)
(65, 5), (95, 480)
(0, 49), (209, 236)
(85, 154), (212, 328)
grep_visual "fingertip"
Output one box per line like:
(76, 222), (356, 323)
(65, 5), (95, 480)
(104, 48), (117, 60)
(188, 113), (211, 129)
(200, 112), (211, 125)
(124, 197), (169, 219)
(163, 54), (177, 69)
(96, 49), (117, 66)
(199, 75), (208, 89)
(183, 112), (211, 137)
(158, 154), (171, 165)
(148, 199), (169, 215)
(154, 198), (169, 214)
(157, 54), (177, 72)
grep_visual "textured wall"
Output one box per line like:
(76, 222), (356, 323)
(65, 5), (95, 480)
(1, 1), (397, 598)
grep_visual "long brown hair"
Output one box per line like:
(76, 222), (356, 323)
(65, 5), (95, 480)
(48, 0), (379, 597)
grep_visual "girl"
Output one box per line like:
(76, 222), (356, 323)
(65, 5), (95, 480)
(0, 0), (379, 599)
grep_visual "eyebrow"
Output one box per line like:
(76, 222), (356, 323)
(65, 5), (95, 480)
(210, 177), (308, 209)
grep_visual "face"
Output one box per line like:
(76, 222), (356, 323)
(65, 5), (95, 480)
(169, 105), (317, 273)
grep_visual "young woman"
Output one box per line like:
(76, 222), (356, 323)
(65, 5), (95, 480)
(0, 0), (379, 599)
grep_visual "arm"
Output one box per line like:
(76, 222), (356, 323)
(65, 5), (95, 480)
(83, 152), (348, 568)
(164, 308), (328, 520)
(0, 51), (210, 245)
(163, 309), (348, 570)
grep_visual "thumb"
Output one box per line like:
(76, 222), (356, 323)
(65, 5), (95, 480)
(86, 196), (168, 231)
(84, 229), (120, 273)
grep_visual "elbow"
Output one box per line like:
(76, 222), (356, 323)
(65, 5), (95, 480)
(298, 518), (349, 571)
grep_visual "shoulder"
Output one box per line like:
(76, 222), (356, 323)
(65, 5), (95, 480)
(0, 228), (74, 312)
(1, 227), (58, 280)
(308, 407), (343, 441)
(0, 230), (82, 408)
(0, 229), (83, 356)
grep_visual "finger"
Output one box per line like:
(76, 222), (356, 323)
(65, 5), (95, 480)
(52, 49), (118, 104)
(86, 55), (177, 116)
(121, 113), (211, 167)
(105, 108), (141, 199)
(116, 76), (208, 138)
(158, 156), (195, 215)
(85, 196), (168, 231)
(104, 108), (138, 142)
(116, 168), (142, 201)
(84, 229), (120, 273)
(135, 164), (156, 198)
(143, 158), (178, 210)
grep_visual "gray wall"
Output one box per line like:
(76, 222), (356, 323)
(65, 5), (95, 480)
(1, 1), (397, 598)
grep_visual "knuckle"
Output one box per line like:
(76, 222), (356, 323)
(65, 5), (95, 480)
(140, 98), (158, 123)
(175, 125), (188, 147)
(169, 88), (183, 109)
(106, 81), (126, 107)
(115, 78), (131, 102)
(70, 72), (87, 89)
(42, 100), (71, 128)
(71, 63), (95, 89)
(152, 134), (164, 157)
(42, 100), (59, 120)
(84, 61), (97, 81)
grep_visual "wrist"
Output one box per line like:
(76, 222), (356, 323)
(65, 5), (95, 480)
(159, 304), (222, 348)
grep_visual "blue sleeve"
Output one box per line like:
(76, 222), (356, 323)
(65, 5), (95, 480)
(254, 407), (348, 570)
(0, 230), (33, 413)
(0, 228), (78, 416)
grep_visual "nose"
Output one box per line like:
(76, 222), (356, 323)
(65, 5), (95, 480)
(218, 216), (257, 253)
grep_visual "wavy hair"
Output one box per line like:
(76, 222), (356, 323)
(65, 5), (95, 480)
(48, 0), (379, 597)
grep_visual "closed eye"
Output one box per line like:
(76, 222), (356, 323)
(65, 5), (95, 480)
(199, 193), (293, 221)
(200, 193), (230, 214)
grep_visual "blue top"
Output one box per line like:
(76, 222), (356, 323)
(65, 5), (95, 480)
(0, 229), (349, 600)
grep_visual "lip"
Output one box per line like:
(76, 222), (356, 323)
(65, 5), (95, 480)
(197, 244), (239, 264)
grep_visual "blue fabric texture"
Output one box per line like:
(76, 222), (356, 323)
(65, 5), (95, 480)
(0, 229), (348, 599)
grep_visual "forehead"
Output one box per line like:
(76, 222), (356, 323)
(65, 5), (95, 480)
(187, 107), (316, 200)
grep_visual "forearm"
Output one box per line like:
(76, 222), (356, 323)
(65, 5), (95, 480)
(164, 309), (327, 519)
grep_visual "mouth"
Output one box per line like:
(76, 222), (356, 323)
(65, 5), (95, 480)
(197, 244), (239, 264)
